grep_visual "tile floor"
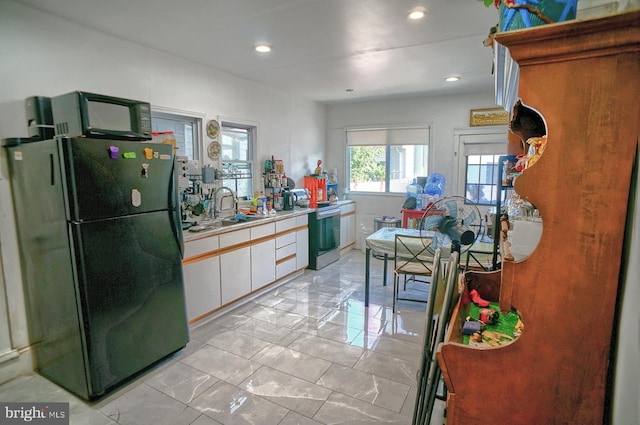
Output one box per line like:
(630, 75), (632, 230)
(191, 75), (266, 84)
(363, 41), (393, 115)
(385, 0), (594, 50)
(0, 249), (445, 425)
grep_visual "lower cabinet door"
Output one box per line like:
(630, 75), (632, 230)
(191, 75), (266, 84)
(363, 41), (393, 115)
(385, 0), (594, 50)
(183, 256), (221, 322)
(296, 228), (309, 269)
(251, 239), (276, 291)
(220, 247), (251, 304)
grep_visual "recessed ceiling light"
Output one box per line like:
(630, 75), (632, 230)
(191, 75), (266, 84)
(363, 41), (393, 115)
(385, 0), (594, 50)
(255, 44), (272, 53)
(408, 7), (427, 20)
(445, 76), (461, 82)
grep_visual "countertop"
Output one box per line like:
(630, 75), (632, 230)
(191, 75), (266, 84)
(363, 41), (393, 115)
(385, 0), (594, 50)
(183, 208), (312, 242)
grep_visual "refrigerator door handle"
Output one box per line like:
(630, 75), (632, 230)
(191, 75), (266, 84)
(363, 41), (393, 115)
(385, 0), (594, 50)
(169, 160), (184, 258)
(171, 207), (184, 258)
(50, 153), (55, 185)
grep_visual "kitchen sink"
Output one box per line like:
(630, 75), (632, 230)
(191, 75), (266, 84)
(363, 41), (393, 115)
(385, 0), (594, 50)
(243, 215), (267, 221)
(220, 214), (267, 226)
(188, 220), (222, 232)
(220, 218), (240, 227)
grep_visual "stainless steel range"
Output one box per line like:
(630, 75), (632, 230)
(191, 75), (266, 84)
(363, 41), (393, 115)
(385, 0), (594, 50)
(308, 204), (341, 270)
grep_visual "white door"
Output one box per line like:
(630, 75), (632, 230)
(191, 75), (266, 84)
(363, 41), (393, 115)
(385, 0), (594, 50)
(454, 129), (508, 205)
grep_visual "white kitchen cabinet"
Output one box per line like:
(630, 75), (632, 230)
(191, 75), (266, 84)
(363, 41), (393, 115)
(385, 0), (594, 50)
(339, 202), (356, 251)
(276, 231), (296, 249)
(296, 214), (309, 269)
(219, 227), (252, 305)
(275, 233), (297, 279)
(275, 217), (297, 279)
(183, 212), (311, 324)
(220, 227), (250, 247)
(183, 256), (221, 322)
(251, 222), (275, 239)
(220, 247), (251, 305)
(184, 234), (219, 258)
(252, 239), (276, 289)
(276, 216), (297, 233)
(251, 223), (276, 290)
(183, 235), (221, 322)
(276, 251), (297, 279)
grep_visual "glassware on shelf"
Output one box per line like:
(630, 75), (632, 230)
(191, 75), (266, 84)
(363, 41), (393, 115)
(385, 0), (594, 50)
(505, 192), (535, 220)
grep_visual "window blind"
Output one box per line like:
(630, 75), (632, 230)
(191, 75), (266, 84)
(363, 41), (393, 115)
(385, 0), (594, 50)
(346, 126), (430, 146)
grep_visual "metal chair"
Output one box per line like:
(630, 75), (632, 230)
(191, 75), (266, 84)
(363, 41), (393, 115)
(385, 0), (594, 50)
(393, 234), (434, 312)
(413, 250), (461, 425)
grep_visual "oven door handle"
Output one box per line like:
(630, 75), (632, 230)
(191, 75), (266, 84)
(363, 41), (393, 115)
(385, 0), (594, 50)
(316, 208), (340, 219)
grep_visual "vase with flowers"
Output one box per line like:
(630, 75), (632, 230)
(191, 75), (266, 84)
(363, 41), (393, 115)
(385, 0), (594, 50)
(484, 0), (579, 32)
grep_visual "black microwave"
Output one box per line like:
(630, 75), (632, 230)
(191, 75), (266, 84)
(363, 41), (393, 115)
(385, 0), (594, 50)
(51, 91), (152, 141)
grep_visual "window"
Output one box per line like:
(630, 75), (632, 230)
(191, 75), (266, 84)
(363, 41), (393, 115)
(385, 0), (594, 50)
(220, 121), (255, 199)
(347, 126), (430, 193)
(152, 111), (201, 160)
(465, 154), (501, 206)
(456, 132), (508, 207)
(221, 122), (253, 161)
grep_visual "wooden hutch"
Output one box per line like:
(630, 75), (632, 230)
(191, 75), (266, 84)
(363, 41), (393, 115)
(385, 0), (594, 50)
(436, 11), (639, 424)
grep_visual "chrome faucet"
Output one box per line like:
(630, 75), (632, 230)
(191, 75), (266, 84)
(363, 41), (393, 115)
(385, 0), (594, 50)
(213, 186), (237, 219)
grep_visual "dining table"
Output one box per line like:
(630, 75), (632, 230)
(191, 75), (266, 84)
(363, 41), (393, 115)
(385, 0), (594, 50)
(363, 227), (495, 307)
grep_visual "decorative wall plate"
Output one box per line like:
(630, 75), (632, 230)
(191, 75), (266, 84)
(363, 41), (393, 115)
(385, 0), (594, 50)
(207, 141), (221, 159)
(206, 119), (220, 139)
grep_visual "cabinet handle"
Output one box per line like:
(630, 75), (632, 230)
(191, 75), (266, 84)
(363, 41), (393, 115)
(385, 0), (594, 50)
(49, 153), (55, 186)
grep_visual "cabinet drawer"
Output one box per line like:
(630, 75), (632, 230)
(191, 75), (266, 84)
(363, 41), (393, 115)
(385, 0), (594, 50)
(220, 228), (250, 248)
(296, 214), (309, 227)
(276, 257), (297, 279)
(276, 241), (296, 261)
(340, 202), (355, 214)
(184, 235), (219, 259)
(276, 217), (296, 233)
(251, 222), (275, 240)
(275, 232), (296, 249)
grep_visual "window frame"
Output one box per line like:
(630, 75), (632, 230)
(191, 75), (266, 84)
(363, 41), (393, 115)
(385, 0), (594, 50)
(219, 117), (258, 200)
(345, 124), (432, 194)
(220, 121), (255, 162)
(151, 107), (203, 161)
(464, 153), (502, 206)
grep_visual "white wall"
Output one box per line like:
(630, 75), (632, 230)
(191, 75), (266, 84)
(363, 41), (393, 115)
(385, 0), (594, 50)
(324, 92), (500, 239)
(0, 0), (325, 381)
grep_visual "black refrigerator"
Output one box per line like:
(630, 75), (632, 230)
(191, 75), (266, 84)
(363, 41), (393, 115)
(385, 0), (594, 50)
(3, 136), (189, 399)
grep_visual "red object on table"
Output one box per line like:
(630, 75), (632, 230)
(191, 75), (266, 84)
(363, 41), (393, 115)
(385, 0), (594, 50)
(401, 208), (424, 228)
(401, 207), (444, 228)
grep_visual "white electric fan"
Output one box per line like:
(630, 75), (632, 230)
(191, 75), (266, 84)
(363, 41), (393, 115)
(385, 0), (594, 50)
(418, 195), (482, 254)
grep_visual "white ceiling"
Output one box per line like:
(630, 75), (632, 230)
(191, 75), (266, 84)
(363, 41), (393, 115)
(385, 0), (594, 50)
(16, 0), (500, 103)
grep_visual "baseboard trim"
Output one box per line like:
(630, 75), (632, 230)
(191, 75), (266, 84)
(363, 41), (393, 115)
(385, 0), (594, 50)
(0, 347), (34, 386)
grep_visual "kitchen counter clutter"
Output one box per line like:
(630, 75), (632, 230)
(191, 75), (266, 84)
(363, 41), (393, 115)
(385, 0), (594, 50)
(183, 208), (311, 242)
(182, 208), (311, 323)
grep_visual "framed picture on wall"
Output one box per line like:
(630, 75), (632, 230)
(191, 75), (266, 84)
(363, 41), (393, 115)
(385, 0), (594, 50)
(470, 108), (509, 127)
